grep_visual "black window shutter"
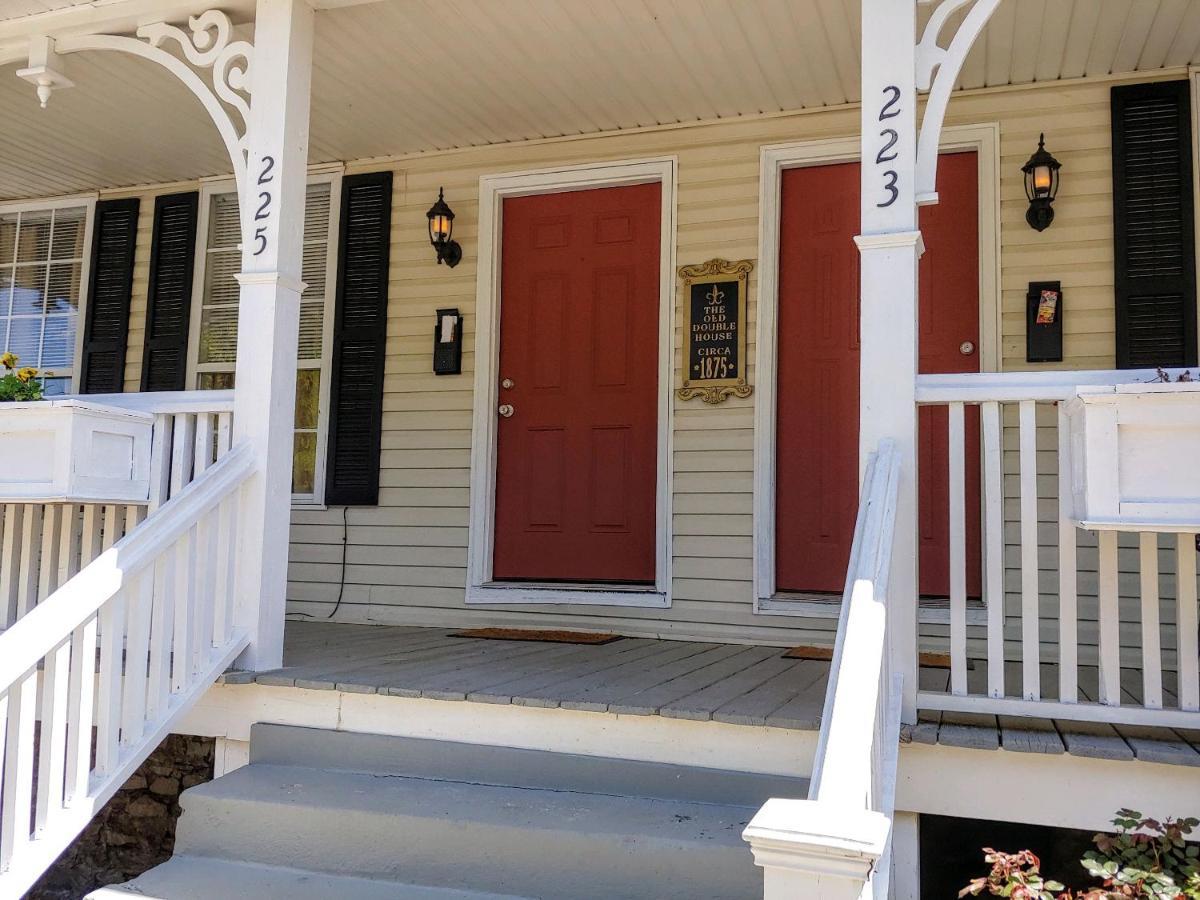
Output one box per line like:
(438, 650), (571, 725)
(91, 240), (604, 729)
(141, 192), (199, 391)
(1112, 80), (1198, 369)
(79, 198), (139, 393)
(325, 172), (393, 506)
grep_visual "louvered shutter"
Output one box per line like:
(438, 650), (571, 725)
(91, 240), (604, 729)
(141, 192), (199, 391)
(325, 172), (392, 506)
(79, 198), (139, 393)
(1112, 80), (1198, 369)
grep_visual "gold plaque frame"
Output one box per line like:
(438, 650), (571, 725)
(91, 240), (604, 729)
(677, 258), (754, 405)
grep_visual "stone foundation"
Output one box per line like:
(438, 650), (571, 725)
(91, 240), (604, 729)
(26, 735), (215, 900)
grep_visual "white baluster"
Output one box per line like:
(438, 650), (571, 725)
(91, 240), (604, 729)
(216, 412), (233, 459)
(948, 402), (967, 696)
(1139, 533), (1163, 710)
(36, 504), (60, 607)
(1056, 403), (1078, 704)
(1097, 530), (1121, 706)
(147, 413), (173, 515)
(16, 505), (39, 619)
(194, 413), (216, 476)
(94, 591), (127, 778)
(1018, 400), (1039, 701)
(981, 401), (1004, 698)
(170, 414), (197, 499)
(34, 637), (71, 832)
(1177, 534), (1199, 712)
(57, 503), (80, 586)
(171, 531), (193, 693)
(0, 505), (20, 628)
(64, 616), (98, 806)
(0, 668), (38, 867)
(80, 505), (103, 567)
(101, 505), (119, 552)
(146, 551), (175, 722)
(120, 570), (155, 749)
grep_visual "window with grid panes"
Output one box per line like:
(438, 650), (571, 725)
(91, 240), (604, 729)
(0, 205), (89, 394)
(192, 181), (336, 501)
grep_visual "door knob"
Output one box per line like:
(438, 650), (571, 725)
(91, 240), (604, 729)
(498, 404), (514, 418)
(501, 378), (514, 389)
(959, 341), (976, 356)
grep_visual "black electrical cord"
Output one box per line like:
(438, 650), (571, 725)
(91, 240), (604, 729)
(325, 504), (349, 619)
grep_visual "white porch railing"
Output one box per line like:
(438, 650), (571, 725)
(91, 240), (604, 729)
(915, 370), (1200, 727)
(744, 441), (903, 900)
(0, 391), (233, 631)
(0, 392), (249, 899)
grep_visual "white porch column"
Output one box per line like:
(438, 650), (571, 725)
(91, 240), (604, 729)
(857, 0), (921, 724)
(743, 800), (890, 900)
(232, 0), (314, 670)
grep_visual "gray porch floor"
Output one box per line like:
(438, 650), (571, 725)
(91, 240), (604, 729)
(219, 622), (1200, 767)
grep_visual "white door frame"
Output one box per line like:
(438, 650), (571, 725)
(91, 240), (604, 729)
(752, 123), (1001, 616)
(467, 156), (677, 608)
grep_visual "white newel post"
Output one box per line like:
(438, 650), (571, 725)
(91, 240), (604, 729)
(232, 0), (314, 670)
(857, 0), (921, 725)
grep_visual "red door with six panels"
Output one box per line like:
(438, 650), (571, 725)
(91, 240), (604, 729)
(775, 153), (982, 597)
(492, 183), (661, 584)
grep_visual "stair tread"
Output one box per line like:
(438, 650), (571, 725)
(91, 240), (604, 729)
(183, 762), (757, 845)
(248, 723), (809, 807)
(88, 855), (530, 900)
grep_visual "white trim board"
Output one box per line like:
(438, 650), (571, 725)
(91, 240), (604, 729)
(752, 124), (1002, 615)
(466, 157), (677, 609)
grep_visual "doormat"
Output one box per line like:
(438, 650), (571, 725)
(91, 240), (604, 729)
(783, 645), (958, 669)
(450, 628), (622, 645)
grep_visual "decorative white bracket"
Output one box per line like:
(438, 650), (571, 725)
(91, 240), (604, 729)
(43, 10), (254, 216)
(16, 36), (74, 108)
(914, 0), (1001, 204)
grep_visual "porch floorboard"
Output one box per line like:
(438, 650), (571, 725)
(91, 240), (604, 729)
(223, 623), (1200, 766)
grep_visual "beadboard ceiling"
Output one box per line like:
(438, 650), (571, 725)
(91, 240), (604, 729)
(1, 0), (1200, 199)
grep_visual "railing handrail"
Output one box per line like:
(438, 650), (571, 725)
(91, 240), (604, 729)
(808, 439), (901, 807)
(64, 389), (236, 415)
(0, 443), (254, 689)
(915, 367), (1194, 404)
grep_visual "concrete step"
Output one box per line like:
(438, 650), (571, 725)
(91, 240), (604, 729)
(88, 855), (530, 900)
(249, 722), (809, 807)
(170, 762), (763, 898)
(100, 726), (797, 899)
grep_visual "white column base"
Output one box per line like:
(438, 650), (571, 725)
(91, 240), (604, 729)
(743, 799), (890, 900)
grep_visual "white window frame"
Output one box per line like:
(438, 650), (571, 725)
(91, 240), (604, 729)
(0, 194), (97, 395)
(187, 172), (342, 506)
(751, 124), (1001, 624)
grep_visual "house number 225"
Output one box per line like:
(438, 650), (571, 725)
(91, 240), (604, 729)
(252, 155), (275, 256)
(876, 86), (901, 208)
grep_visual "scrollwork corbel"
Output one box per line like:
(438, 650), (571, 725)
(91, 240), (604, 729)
(50, 10), (254, 224)
(914, 0), (1000, 204)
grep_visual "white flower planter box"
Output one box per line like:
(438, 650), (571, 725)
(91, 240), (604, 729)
(0, 399), (154, 504)
(1065, 382), (1200, 531)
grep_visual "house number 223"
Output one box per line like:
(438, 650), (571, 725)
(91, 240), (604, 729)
(876, 86), (901, 208)
(252, 155), (275, 256)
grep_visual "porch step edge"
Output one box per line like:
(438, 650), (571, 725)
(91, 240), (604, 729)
(248, 722), (809, 807)
(87, 855), (533, 900)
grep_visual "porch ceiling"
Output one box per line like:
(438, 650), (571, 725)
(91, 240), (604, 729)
(1, 0), (1200, 199)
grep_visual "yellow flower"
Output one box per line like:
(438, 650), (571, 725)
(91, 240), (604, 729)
(16, 367), (37, 383)
(0, 352), (17, 369)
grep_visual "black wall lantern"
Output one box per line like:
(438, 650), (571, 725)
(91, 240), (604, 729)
(1022, 133), (1061, 232)
(426, 187), (462, 267)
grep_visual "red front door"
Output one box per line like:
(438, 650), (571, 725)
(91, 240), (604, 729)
(492, 183), (660, 584)
(775, 152), (981, 597)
